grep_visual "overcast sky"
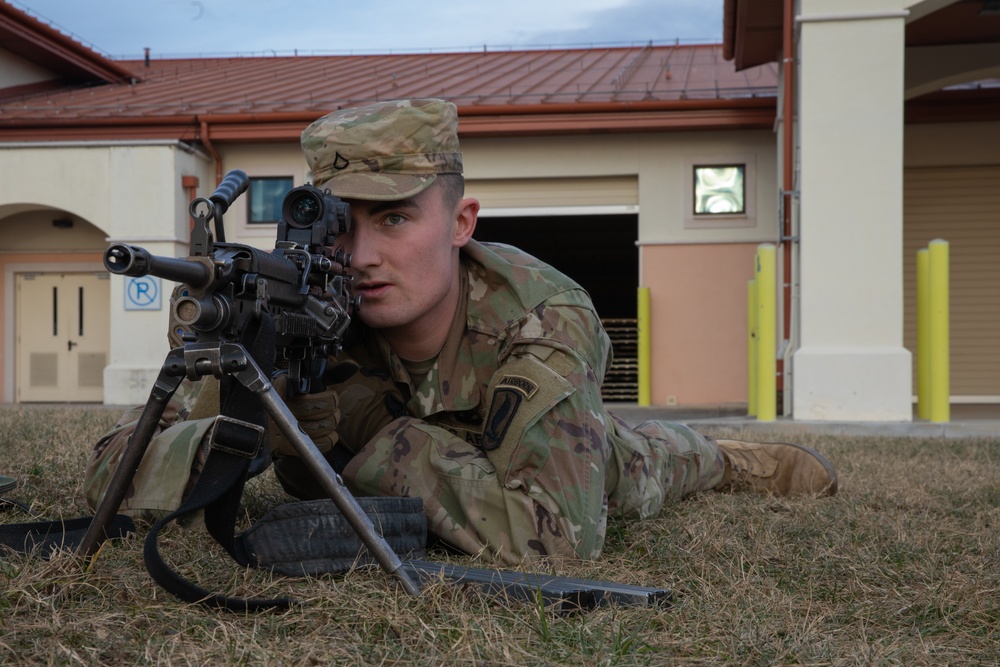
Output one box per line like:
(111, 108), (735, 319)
(11, 0), (723, 59)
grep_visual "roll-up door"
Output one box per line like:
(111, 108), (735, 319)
(903, 166), (1000, 398)
(468, 176), (638, 210)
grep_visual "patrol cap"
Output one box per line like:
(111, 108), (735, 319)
(301, 98), (463, 201)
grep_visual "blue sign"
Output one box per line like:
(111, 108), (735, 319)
(125, 276), (161, 311)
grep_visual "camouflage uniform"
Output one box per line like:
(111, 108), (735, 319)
(271, 239), (725, 564)
(84, 376), (219, 521)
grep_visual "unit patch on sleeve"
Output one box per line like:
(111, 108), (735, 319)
(481, 388), (522, 451)
(496, 374), (539, 399)
(476, 353), (577, 482)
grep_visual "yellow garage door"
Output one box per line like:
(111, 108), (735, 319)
(903, 166), (1000, 398)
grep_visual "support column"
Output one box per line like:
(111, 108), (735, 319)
(792, 0), (912, 421)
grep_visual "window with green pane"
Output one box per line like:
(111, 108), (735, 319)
(248, 176), (293, 224)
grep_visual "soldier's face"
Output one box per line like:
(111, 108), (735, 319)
(338, 180), (478, 356)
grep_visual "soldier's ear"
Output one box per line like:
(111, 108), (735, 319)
(452, 197), (479, 248)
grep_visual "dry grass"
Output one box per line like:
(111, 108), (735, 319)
(1, 407), (998, 666)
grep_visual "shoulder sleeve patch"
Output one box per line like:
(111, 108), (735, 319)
(480, 388), (522, 451)
(478, 354), (576, 482)
(495, 374), (538, 399)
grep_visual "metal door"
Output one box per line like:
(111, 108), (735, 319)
(15, 272), (110, 402)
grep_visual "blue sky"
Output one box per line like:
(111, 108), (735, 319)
(10, 0), (723, 59)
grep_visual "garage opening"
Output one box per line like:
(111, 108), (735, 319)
(474, 213), (639, 401)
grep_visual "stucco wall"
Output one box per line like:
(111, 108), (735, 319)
(641, 242), (760, 406)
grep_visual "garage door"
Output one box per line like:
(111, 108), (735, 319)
(903, 166), (1000, 398)
(468, 176), (638, 211)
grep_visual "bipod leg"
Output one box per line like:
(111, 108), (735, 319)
(77, 347), (188, 559)
(225, 343), (423, 597)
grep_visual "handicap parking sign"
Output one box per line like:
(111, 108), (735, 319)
(125, 276), (161, 311)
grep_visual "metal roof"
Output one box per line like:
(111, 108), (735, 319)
(0, 44), (780, 141)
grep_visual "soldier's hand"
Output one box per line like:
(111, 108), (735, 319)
(267, 373), (340, 458)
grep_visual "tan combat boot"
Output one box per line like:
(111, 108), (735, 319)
(715, 439), (838, 497)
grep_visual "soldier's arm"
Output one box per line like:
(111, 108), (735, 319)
(340, 302), (614, 564)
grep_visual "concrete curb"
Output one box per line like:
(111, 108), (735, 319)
(606, 406), (1000, 439)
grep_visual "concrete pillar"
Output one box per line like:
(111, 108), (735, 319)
(792, 0), (912, 421)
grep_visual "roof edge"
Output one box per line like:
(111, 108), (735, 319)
(0, 3), (139, 84)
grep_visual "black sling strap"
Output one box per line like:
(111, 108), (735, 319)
(0, 513), (135, 557)
(141, 312), (293, 612)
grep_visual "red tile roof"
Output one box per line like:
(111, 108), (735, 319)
(0, 44), (780, 142)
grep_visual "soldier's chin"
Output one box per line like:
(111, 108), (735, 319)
(356, 308), (403, 331)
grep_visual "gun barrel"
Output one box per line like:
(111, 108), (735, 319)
(104, 243), (212, 288)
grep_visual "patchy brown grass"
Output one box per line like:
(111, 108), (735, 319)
(1, 407), (998, 666)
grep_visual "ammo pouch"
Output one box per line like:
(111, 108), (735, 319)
(240, 496), (427, 577)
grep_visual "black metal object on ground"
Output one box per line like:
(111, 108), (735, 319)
(402, 559), (672, 613)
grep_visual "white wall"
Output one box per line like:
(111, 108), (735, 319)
(462, 131), (779, 246)
(0, 48), (54, 88)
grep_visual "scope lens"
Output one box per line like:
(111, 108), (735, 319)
(289, 193), (320, 227)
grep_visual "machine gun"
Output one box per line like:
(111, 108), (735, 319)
(103, 169), (354, 395)
(78, 170), (423, 600)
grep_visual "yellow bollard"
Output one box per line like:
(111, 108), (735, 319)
(637, 287), (651, 406)
(747, 279), (757, 417)
(928, 240), (950, 423)
(916, 248), (930, 419)
(755, 244), (777, 421)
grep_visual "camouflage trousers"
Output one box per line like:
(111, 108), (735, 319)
(273, 413), (726, 566)
(85, 383), (726, 564)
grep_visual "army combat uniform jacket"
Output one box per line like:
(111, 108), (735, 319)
(272, 240), (726, 563)
(84, 241), (725, 564)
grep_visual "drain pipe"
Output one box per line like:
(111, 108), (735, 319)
(198, 117), (224, 186)
(780, 0), (796, 414)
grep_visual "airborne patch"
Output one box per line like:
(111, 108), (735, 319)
(480, 388), (522, 451)
(496, 374), (538, 399)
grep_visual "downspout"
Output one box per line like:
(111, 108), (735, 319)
(182, 175), (199, 231)
(198, 117), (223, 186)
(781, 0), (796, 413)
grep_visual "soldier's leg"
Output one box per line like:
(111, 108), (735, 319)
(84, 417), (217, 521)
(605, 414), (726, 520)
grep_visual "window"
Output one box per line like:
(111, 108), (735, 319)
(693, 165), (745, 215)
(248, 176), (293, 224)
(683, 154), (757, 229)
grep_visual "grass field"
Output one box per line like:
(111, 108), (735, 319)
(1, 407), (998, 666)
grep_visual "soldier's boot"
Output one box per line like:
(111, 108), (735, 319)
(715, 440), (838, 497)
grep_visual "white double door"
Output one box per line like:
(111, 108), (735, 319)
(15, 272), (110, 402)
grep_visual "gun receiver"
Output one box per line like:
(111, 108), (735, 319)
(103, 171), (356, 394)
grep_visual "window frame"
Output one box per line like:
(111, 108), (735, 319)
(683, 154), (757, 229)
(246, 175), (294, 226)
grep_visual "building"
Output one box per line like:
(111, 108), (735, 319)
(0, 1), (997, 420)
(725, 0), (1000, 419)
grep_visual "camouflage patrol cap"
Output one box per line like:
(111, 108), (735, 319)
(301, 98), (463, 201)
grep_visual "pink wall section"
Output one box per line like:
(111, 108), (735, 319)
(641, 243), (761, 406)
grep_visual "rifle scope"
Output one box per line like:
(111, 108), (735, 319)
(281, 185), (351, 233)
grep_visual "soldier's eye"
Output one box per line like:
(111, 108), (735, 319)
(384, 213), (405, 226)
